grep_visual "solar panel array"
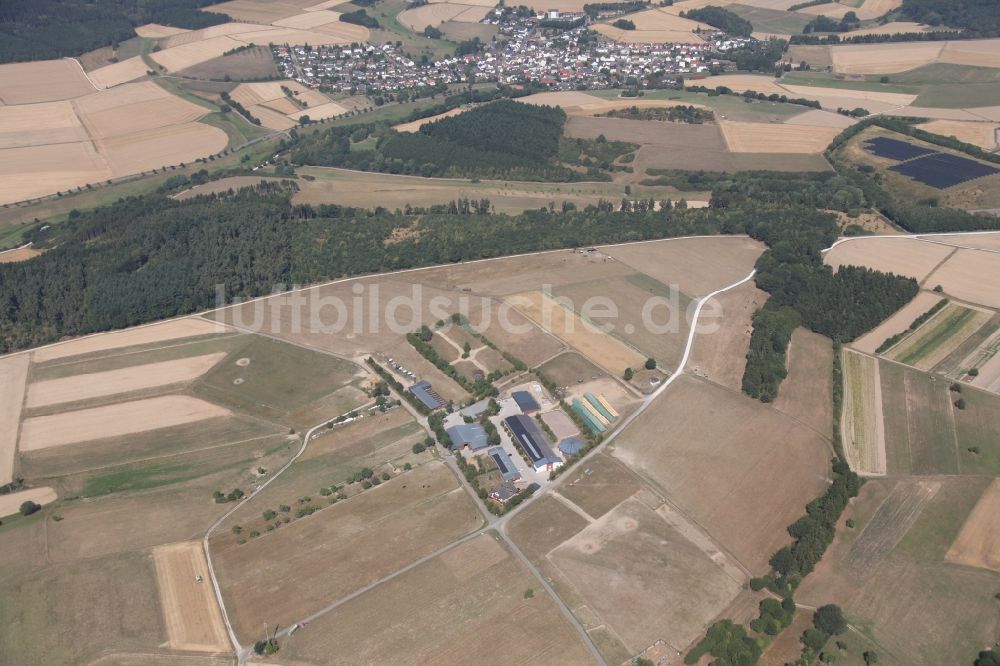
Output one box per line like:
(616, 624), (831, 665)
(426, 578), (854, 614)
(864, 137), (937, 161)
(890, 152), (1000, 189)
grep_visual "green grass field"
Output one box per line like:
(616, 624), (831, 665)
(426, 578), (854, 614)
(889, 304), (982, 368)
(193, 335), (365, 421)
(200, 110), (272, 147)
(879, 360), (958, 475)
(953, 386), (1000, 474)
(728, 4), (812, 34)
(781, 66), (1000, 108)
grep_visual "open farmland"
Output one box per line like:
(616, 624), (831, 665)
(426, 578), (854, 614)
(212, 461), (482, 643)
(0, 75), (229, 205)
(595, 9), (708, 44)
(925, 249), (1000, 308)
(279, 534), (597, 665)
(773, 328), (833, 435)
(551, 273), (693, 367)
(398, 3), (489, 30)
(945, 477), (1000, 572)
(0, 353), (29, 485)
(851, 290), (943, 355)
(886, 303), (992, 370)
(0, 487), (57, 518)
(688, 280), (765, 390)
(603, 236), (764, 297)
(879, 360), (960, 475)
(825, 237), (954, 283)
(508, 290), (646, 374)
(828, 38), (1000, 75)
(546, 497), (743, 656)
(916, 120), (999, 151)
(841, 350), (886, 475)
(718, 120), (842, 153)
(152, 541), (229, 652)
(611, 375), (831, 573)
(796, 476), (999, 666)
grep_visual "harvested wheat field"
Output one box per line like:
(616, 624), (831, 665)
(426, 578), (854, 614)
(98, 123), (228, 176)
(688, 280), (766, 390)
(153, 542), (229, 652)
(848, 0), (902, 20)
(87, 57), (149, 89)
(273, 10), (344, 29)
(946, 478), (1000, 573)
(939, 39), (1000, 68)
(830, 42), (944, 74)
(206, 0), (304, 23)
(773, 328), (834, 436)
(0, 142), (112, 204)
(0, 354), (30, 485)
(76, 82), (209, 138)
(0, 247), (41, 263)
(33, 317), (228, 363)
(134, 23), (191, 38)
(596, 8), (708, 43)
(825, 237), (954, 282)
(719, 120), (841, 153)
(842, 350), (887, 475)
(0, 101), (89, 149)
(0, 487), (57, 518)
(0, 60), (96, 105)
(926, 249), (1000, 309)
(852, 290), (943, 354)
(25, 352), (226, 409)
(394, 106), (472, 132)
(399, 3), (475, 30)
(151, 35), (249, 71)
(779, 83), (918, 108)
(510, 291), (645, 374)
(604, 236), (763, 298)
(916, 120), (998, 151)
(927, 232), (1000, 251)
(783, 109), (857, 128)
(19, 395), (230, 451)
(688, 74), (787, 95)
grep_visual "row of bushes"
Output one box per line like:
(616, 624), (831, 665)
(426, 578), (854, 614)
(366, 358), (431, 415)
(875, 298), (948, 353)
(686, 85), (821, 109)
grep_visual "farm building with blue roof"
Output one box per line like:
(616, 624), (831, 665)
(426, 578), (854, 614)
(408, 380), (444, 410)
(487, 447), (521, 482)
(511, 390), (540, 413)
(446, 424), (489, 451)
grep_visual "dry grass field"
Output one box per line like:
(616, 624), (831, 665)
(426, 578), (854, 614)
(0, 247), (42, 263)
(604, 236), (764, 298)
(828, 39), (1000, 75)
(945, 477), (1000, 572)
(278, 534), (597, 665)
(19, 395), (230, 451)
(509, 290), (646, 374)
(612, 375), (831, 573)
(783, 108), (857, 128)
(0, 353), (29, 485)
(551, 273), (693, 367)
(841, 350), (887, 475)
(851, 290), (942, 354)
(152, 541), (229, 652)
(212, 461), (482, 643)
(398, 3), (487, 30)
(825, 237), (954, 283)
(547, 496), (743, 655)
(688, 280), (765, 389)
(134, 23), (191, 38)
(773, 328), (833, 436)
(229, 81), (341, 130)
(926, 249), (1000, 308)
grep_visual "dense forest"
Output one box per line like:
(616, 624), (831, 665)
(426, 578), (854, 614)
(0, 0), (227, 63)
(900, 0), (1000, 35)
(680, 6), (753, 37)
(601, 104), (714, 123)
(290, 100), (622, 181)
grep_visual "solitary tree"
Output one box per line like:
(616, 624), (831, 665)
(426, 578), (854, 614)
(813, 604), (847, 636)
(624, 367), (634, 381)
(644, 358), (656, 370)
(19, 501), (41, 516)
